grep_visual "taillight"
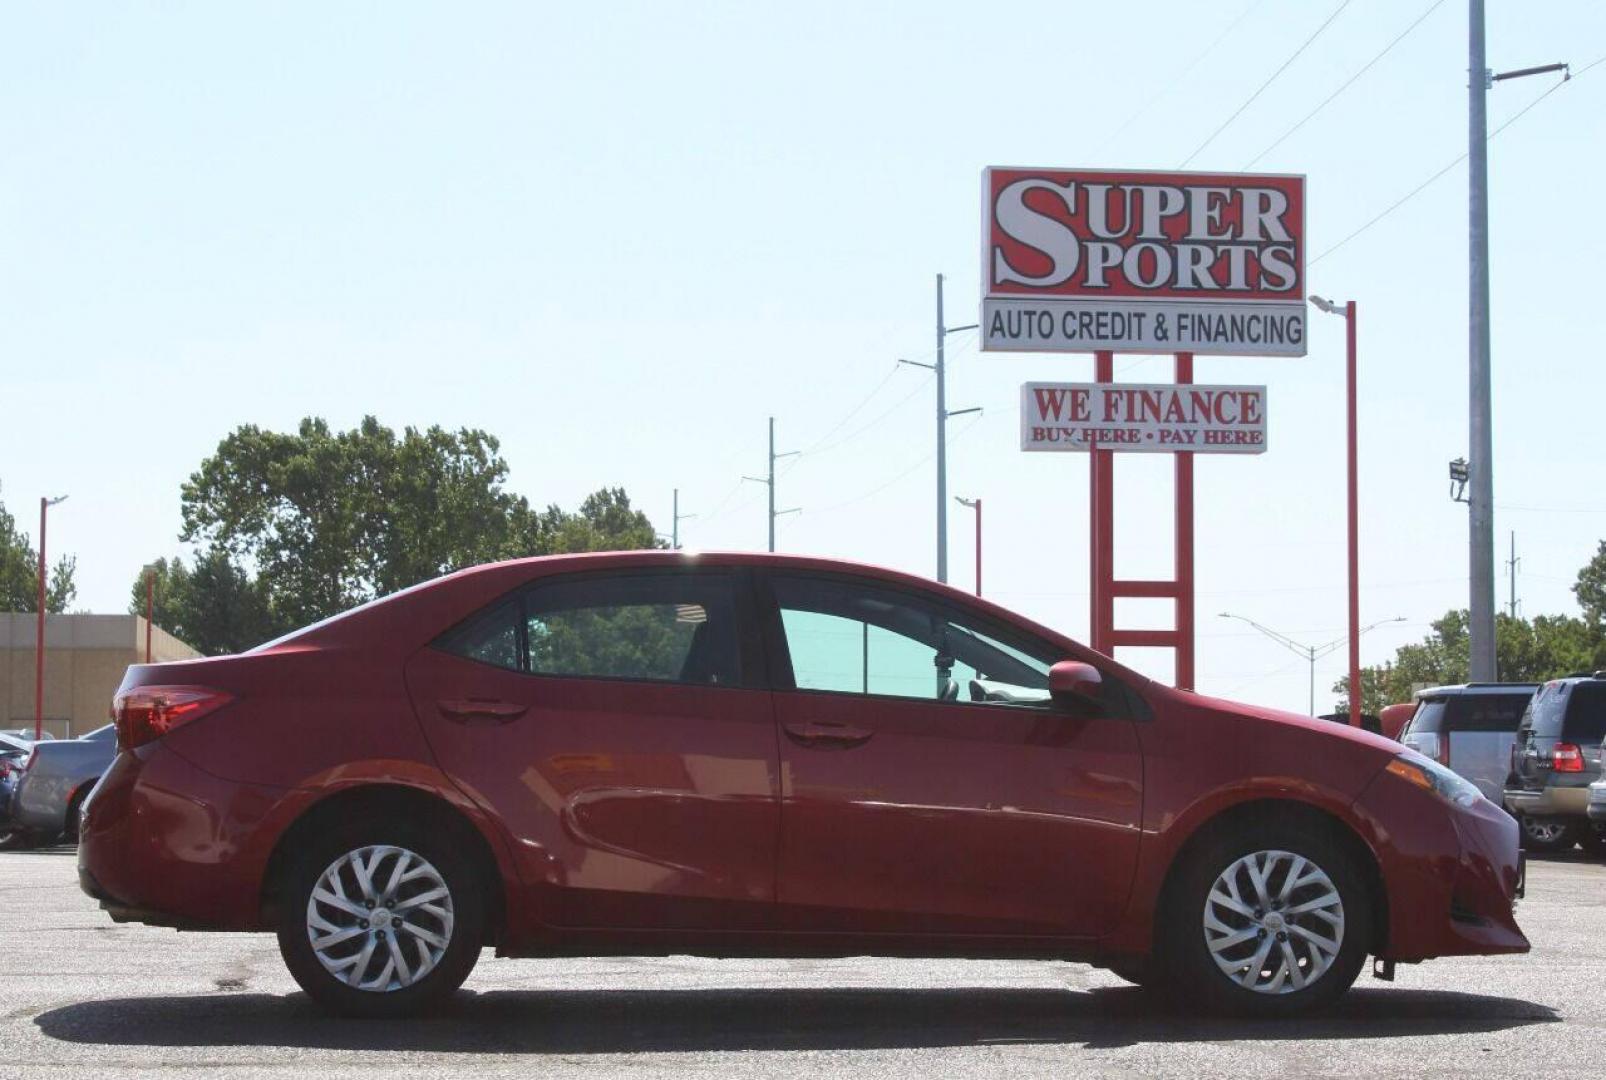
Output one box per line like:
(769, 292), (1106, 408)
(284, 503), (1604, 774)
(0, 759), (10, 778)
(1553, 743), (1585, 773)
(112, 685), (233, 750)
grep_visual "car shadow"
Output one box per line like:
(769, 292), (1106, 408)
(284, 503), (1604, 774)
(35, 985), (1557, 1053)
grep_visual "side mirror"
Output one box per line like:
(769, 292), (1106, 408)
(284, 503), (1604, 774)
(1048, 660), (1103, 710)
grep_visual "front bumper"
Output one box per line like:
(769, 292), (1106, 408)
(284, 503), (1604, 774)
(1505, 784), (1591, 820)
(1356, 767), (1529, 963)
(78, 742), (290, 930)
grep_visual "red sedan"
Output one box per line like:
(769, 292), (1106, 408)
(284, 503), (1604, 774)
(79, 551), (1527, 1017)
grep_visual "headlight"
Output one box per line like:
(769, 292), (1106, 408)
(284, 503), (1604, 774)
(1386, 753), (1483, 808)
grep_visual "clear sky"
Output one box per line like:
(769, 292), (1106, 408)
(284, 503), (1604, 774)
(2, 1), (1602, 714)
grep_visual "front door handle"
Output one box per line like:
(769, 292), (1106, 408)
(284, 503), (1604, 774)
(782, 720), (874, 749)
(438, 698), (527, 724)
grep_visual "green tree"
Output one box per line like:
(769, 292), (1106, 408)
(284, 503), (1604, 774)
(0, 490), (76, 613)
(1338, 608), (1606, 714)
(147, 417), (661, 650)
(1574, 540), (1606, 631)
(129, 550), (286, 657)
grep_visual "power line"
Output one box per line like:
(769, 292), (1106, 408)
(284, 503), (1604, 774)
(1242, 0), (1446, 169)
(1312, 57), (1599, 266)
(804, 413), (985, 517)
(1178, 0), (1352, 169)
(1094, 0), (1266, 158)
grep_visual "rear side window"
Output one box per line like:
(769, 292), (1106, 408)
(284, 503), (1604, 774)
(1404, 699), (1446, 735)
(436, 573), (741, 688)
(1562, 682), (1606, 744)
(1525, 683), (1570, 739)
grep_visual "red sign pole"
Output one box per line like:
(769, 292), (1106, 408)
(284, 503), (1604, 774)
(1087, 351), (1197, 690)
(35, 497), (46, 742)
(1346, 301), (1361, 726)
(1175, 352), (1197, 691)
(146, 568), (155, 664)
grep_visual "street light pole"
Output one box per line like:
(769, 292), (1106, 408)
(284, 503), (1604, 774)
(955, 497), (981, 596)
(35, 495), (68, 741)
(1218, 612), (1405, 718)
(1311, 295), (1362, 727)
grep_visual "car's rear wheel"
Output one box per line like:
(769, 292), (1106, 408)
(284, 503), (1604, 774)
(275, 817), (485, 1017)
(1159, 821), (1371, 1017)
(1579, 823), (1606, 857)
(1519, 816), (1579, 853)
(63, 783), (94, 844)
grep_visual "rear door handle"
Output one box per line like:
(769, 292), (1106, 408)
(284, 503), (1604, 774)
(438, 698), (527, 724)
(782, 720), (874, 749)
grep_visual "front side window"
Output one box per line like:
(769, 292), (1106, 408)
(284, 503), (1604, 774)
(437, 573), (741, 687)
(773, 575), (1058, 706)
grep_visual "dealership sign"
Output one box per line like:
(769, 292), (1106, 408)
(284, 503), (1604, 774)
(1020, 382), (1267, 454)
(982, 168), (1306, 357)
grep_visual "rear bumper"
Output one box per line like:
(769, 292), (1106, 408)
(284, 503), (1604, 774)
(1356, 769), (1529, 963)
(1504, 785), (1591, 819)
(77, 743), (289, 930)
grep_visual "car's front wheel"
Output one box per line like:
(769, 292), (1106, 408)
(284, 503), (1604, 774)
(276, 818), (485, 1017)
(1159, 820), (1371, 1017)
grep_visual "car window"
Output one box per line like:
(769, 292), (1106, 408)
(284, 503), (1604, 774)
(436, 574), (742, 687)
(1447, 694), (1531, 733)
(83, 724), (116, 742)
(1562, 682), (1606, 744)
(772, 575), (1058, 707)
(1526, 683), (1569, 739)
(524, 574), (740, 686)
(437, 599), (522, 671)
(1404, 699), (1446, 735)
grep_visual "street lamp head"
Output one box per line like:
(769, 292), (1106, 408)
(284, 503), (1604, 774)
(46, 495), (68, 507)
(1309, 295), (1346, 317)
(955, 496), (978, 508)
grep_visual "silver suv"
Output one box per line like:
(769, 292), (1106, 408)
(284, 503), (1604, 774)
(1400, 682), (1538, 806)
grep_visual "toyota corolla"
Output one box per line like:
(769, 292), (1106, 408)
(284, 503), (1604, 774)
(79, 551), (1527, 1017)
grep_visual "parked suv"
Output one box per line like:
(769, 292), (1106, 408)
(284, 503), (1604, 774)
(1504, 674), (1606, 853)
(1399, 683), (1538, 806)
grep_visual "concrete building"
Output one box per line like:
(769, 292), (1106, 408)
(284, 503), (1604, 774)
(0, 614), (199, 739)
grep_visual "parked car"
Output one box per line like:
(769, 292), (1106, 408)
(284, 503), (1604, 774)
(0, 729), (53, 741)
(1399, 683), (1538, 807)
(1505, 674), (1606, 853)
(10, 724), (117, 847)
(80, 552), (1528, 1019)
(1379, 702), (1417, 742)
(0, 732), (32, 848)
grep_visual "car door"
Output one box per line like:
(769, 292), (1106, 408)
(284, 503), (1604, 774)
(404, 567), (778, 932)
(762, 571), (1144, 939)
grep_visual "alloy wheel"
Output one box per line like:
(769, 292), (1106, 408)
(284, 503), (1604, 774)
(1202, 849), (1345, 995)
(1523, 819), (1568, 845)
(306, 844), (455, 993)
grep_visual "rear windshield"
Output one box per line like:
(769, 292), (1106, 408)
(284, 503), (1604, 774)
(1563, 682), (1606, 744)
(1406, 694), (1529, 735)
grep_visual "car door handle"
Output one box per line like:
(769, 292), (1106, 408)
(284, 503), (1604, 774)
(437, 699), (527, 724)
(782, 720), (874, 749)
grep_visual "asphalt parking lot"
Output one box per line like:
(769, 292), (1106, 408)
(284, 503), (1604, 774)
(1, 847), (1601, 1080)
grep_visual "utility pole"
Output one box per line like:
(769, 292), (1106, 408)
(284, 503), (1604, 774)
(1506, 531), (1520, 620)
(899, 274), (978, 583)
(744, 417), (798, 552)
(669, 488), (696, 550)
(1466, 1), (1568, 679)
(1467, 0), (1496, 681)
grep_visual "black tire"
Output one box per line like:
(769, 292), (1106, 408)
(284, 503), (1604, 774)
(1519, 816), (1580, 853)
(63, 783), (93, 844)
(1580, 823), (1606, 857)
(1157, 819), (1372, 1017)
(275, 815), (485, 1018)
